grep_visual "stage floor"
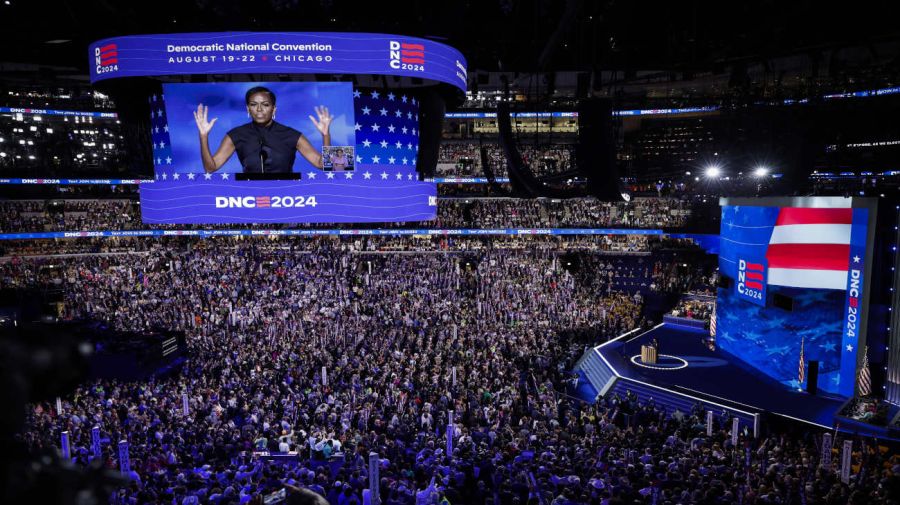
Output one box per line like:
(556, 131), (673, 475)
(598, 324), (847, 427)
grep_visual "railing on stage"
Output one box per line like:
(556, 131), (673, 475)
(576, 323), (761, 435)
(662, 315), (708, 331)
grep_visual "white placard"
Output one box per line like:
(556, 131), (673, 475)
(841, 440), (852, 484)
(368, 452), (380, 505)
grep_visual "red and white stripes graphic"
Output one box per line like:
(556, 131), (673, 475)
(766, 207), (852, 290)
(400, 43), (424, 64)
(99, 44), (118, 66)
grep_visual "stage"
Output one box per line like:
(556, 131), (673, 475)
(587, 323), (848, 428)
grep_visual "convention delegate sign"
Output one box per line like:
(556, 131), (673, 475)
(88, 32), (468, 93)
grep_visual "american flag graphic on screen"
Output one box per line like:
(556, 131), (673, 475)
(149, 93), (173, 170)
(765, 207), (853, 290)
(353, 89), (419, 170)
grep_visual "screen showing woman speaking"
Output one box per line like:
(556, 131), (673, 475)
(142, 82), (435, 224)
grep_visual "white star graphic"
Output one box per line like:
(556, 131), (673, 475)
(372, 156), (381, 164)
(395, 109), (403, 118)
(155, 173), (160, 180)
(165, 156), (172, 164)
(362, 139), (372, 148)
(157, 158), (162, 165)
(344, 172), (354, 179)
(154, 126), (159, 133)
(395, 171), (403, 179)
(380, 140), (388, 148)
(204, 172), (212, 180)
(415, 144), (419, 151)
(187, 172), (195, 180)
(388, 156), (396, 164)
(380, 171), (388, 179)
(161, 172), (168, 180)
(401, 126), (408, 134)
(407, 173), (414, 180)
(354, 122), (362, 131)
(361, 106), (371, 115)
(407, 112), (413, 120)
(153, 142), (158, 149)
(411, 98), (416, 105)
(220, 172), (229, 180)
(370, 90), (380, 99)
(379, 108), (388, 116)
(411, 128), (416, 135)
(157, 109), (163, 116)
(371, 123), (380, 132)
(407, 142), (413, 150)
(363, 171), (372, 179)
(172, 172), (179, 180)
(159, 141), (166, 148)
(326, 172), (335, 179)
(353, 90), (361, 98)
(411, 158), (416, 164)
(402, 157), (408, 165)
(387, 124), (396, 133)
(846, 344), (854, 352)
(307, 171), (317, 179)
(401, 95), (408, 103)
(396, 141), (403, 149)
(356, 155), (362, 163)
(163, 125), (169, 132)
(853, 255), (861, 263)
(387, 92), (395, 101)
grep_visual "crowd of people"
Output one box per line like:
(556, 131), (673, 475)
(437, 198), (691, 229)
(0, 197), (693, 233)
(6, 236), (897, 504)
(668, 299), (716, 321)
(437, 144), (575, 178)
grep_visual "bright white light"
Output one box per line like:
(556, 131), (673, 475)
(705, 165), (721, 178)
(754, 166), (769, 177)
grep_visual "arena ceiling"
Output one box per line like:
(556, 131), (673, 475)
(0, 0), (898, 76)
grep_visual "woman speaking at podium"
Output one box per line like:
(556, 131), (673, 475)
(194, 86), (332, 173)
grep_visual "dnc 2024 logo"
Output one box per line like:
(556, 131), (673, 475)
(95, 43), (119, 74)
(736, 258), (766, 306)
(389, 41), (425, 71)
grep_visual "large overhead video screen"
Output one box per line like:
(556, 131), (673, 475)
(141, 82), (435, 224)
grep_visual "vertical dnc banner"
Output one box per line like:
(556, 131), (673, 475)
(840, 208), (868, 397)
(736, 258), (767, 306)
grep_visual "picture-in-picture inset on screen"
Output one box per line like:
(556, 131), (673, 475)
(322, 146), (354, 171)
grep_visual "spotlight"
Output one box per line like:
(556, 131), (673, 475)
(754, 167), (769, 177)
(705, 165), (721, 178)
